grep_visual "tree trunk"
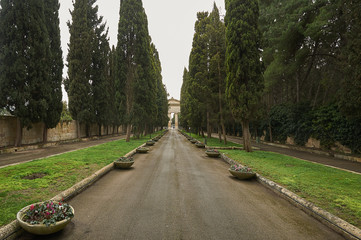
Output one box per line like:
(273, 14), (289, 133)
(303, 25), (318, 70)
(218, 125), (222, 142)
(268, 122), (273, 142)
(207, 111), (211, 139)
(15, 118), (23, 147)
(43, 125), (48, 143)
(242, 119), (252, 152)
(86, 124), (90, 137)
(76, 120), (81, 139)
(98, 124), (102, 137)
(126, 124), (131, 142)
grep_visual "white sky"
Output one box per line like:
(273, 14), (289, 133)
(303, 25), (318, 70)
(59, 0), (225, 102)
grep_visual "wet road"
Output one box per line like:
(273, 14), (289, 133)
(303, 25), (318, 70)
(18, 130), (344, 240)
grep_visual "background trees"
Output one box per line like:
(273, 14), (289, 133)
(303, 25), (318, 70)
(0, 0), (62, 146)
(116, 0), (166, 142)
(181, 4), (228, 142)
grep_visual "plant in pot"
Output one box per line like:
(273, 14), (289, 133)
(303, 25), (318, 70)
(195, 141), (205, 148)
(136, 147), (149, 153)
(146, 140), (155, 146)
(190, 139), (197, 144)
(205, 149), (220, 158)
(17, 200), (74, 235)
(229, 164), (256, 180)
(114, 156), (134, 169)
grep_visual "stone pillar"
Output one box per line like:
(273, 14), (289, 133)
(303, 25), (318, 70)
(168, 113), (172, 129)
(175, 113), (179, 129)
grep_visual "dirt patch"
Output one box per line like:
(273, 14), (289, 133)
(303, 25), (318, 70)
(22, 173), (47, 180)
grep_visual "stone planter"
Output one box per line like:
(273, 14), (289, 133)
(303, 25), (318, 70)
(17, 202), (74, 235)
(114, 160), (134, 169)
(229, 169), (256, 180)
(190, 139), (197, 144)
(205, 151), (220, 158)
(195, 143), (205, 148)
(136, 147), (149, 153)
(146, 141), (155, 146)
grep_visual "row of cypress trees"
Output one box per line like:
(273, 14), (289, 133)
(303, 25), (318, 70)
(66, 0), (168, 142)
(181, 1), (264, 152)
(0, 0), (63, 146)
(0, 0), (169, 146)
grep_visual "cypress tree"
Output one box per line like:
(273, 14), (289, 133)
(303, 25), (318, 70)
(43, 0), (63, 143)
(0, 0), (51, 146)
(188, 12), (210, 135)
(116, 0), (153, 141)
(208, 3), (227, 144)
(87, 1), (110, 136)
(225, 0), (264, 152)
(66, 0), (93, 138)
(151, 43), (169, 130)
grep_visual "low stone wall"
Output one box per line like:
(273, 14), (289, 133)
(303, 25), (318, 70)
(0, 116), (122, 148)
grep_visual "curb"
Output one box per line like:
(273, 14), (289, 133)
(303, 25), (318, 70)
(0, 142), (146, 240)
(220, 153), (361, 240)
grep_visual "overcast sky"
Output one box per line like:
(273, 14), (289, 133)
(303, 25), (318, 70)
(59, 0), (225, 102)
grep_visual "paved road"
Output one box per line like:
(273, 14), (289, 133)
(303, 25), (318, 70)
(0, 135), (124, 168)
(18, 130), (343, 240)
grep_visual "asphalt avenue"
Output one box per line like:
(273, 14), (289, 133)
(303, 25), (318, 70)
(17, 130), (344, 240)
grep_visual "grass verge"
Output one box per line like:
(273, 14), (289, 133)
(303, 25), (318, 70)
(0, 131), (164, 227)
(221, 150), (361, 228)
(181, 131), (242, 147)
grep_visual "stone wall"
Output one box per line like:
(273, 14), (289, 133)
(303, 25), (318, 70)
(0, 116), (123, 148)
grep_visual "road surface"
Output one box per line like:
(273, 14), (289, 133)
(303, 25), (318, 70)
(18, 130), (343, 239)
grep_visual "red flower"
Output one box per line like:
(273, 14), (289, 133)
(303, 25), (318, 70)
(30, 205), (35, 211)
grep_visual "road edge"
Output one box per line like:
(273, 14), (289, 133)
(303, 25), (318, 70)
(221, 153), (361, 240)
(0, 143), (146, 240)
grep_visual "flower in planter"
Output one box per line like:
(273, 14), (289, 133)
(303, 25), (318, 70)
(230, 164), (253, 173)
(206, 149), (219, 153)
(23, 200), (74, 227)
(115, 156), (134, 163)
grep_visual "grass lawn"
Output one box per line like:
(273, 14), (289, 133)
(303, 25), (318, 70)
(221, 150), (361, 228)
(0, 131), (164, 227)
(182, 131), (242, 147)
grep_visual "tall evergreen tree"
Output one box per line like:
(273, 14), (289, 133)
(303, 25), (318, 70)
(151, 44), (169, 130)
(43, 0), (63, 142)
(109, 46), (120, 133)
(87, 2), (111, 136)
(187, 12), (210, 135)
(207, 3), (227, 144)
(0, 0), (51, 146)
(66, 0), (93, 138)
(116, 0), (153, 141)
(225, 0), (264, 152)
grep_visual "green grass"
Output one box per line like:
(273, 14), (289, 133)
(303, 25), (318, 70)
(182, 131), (242, 147)
(221, 150), (361, 228)
(0, 131), (164, 226)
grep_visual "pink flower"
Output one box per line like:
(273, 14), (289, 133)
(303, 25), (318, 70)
(47, 203), (50, 209)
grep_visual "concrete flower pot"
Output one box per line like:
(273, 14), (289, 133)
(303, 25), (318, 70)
(114, 160), (134, 169)
(17, 202), (74, 235)
(205, 151), (220, 158)
(229, 169), (256, 180)
(136, 147), (149, 153)
(146, 141), (155, 146)
(195, 143), (205, 148)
